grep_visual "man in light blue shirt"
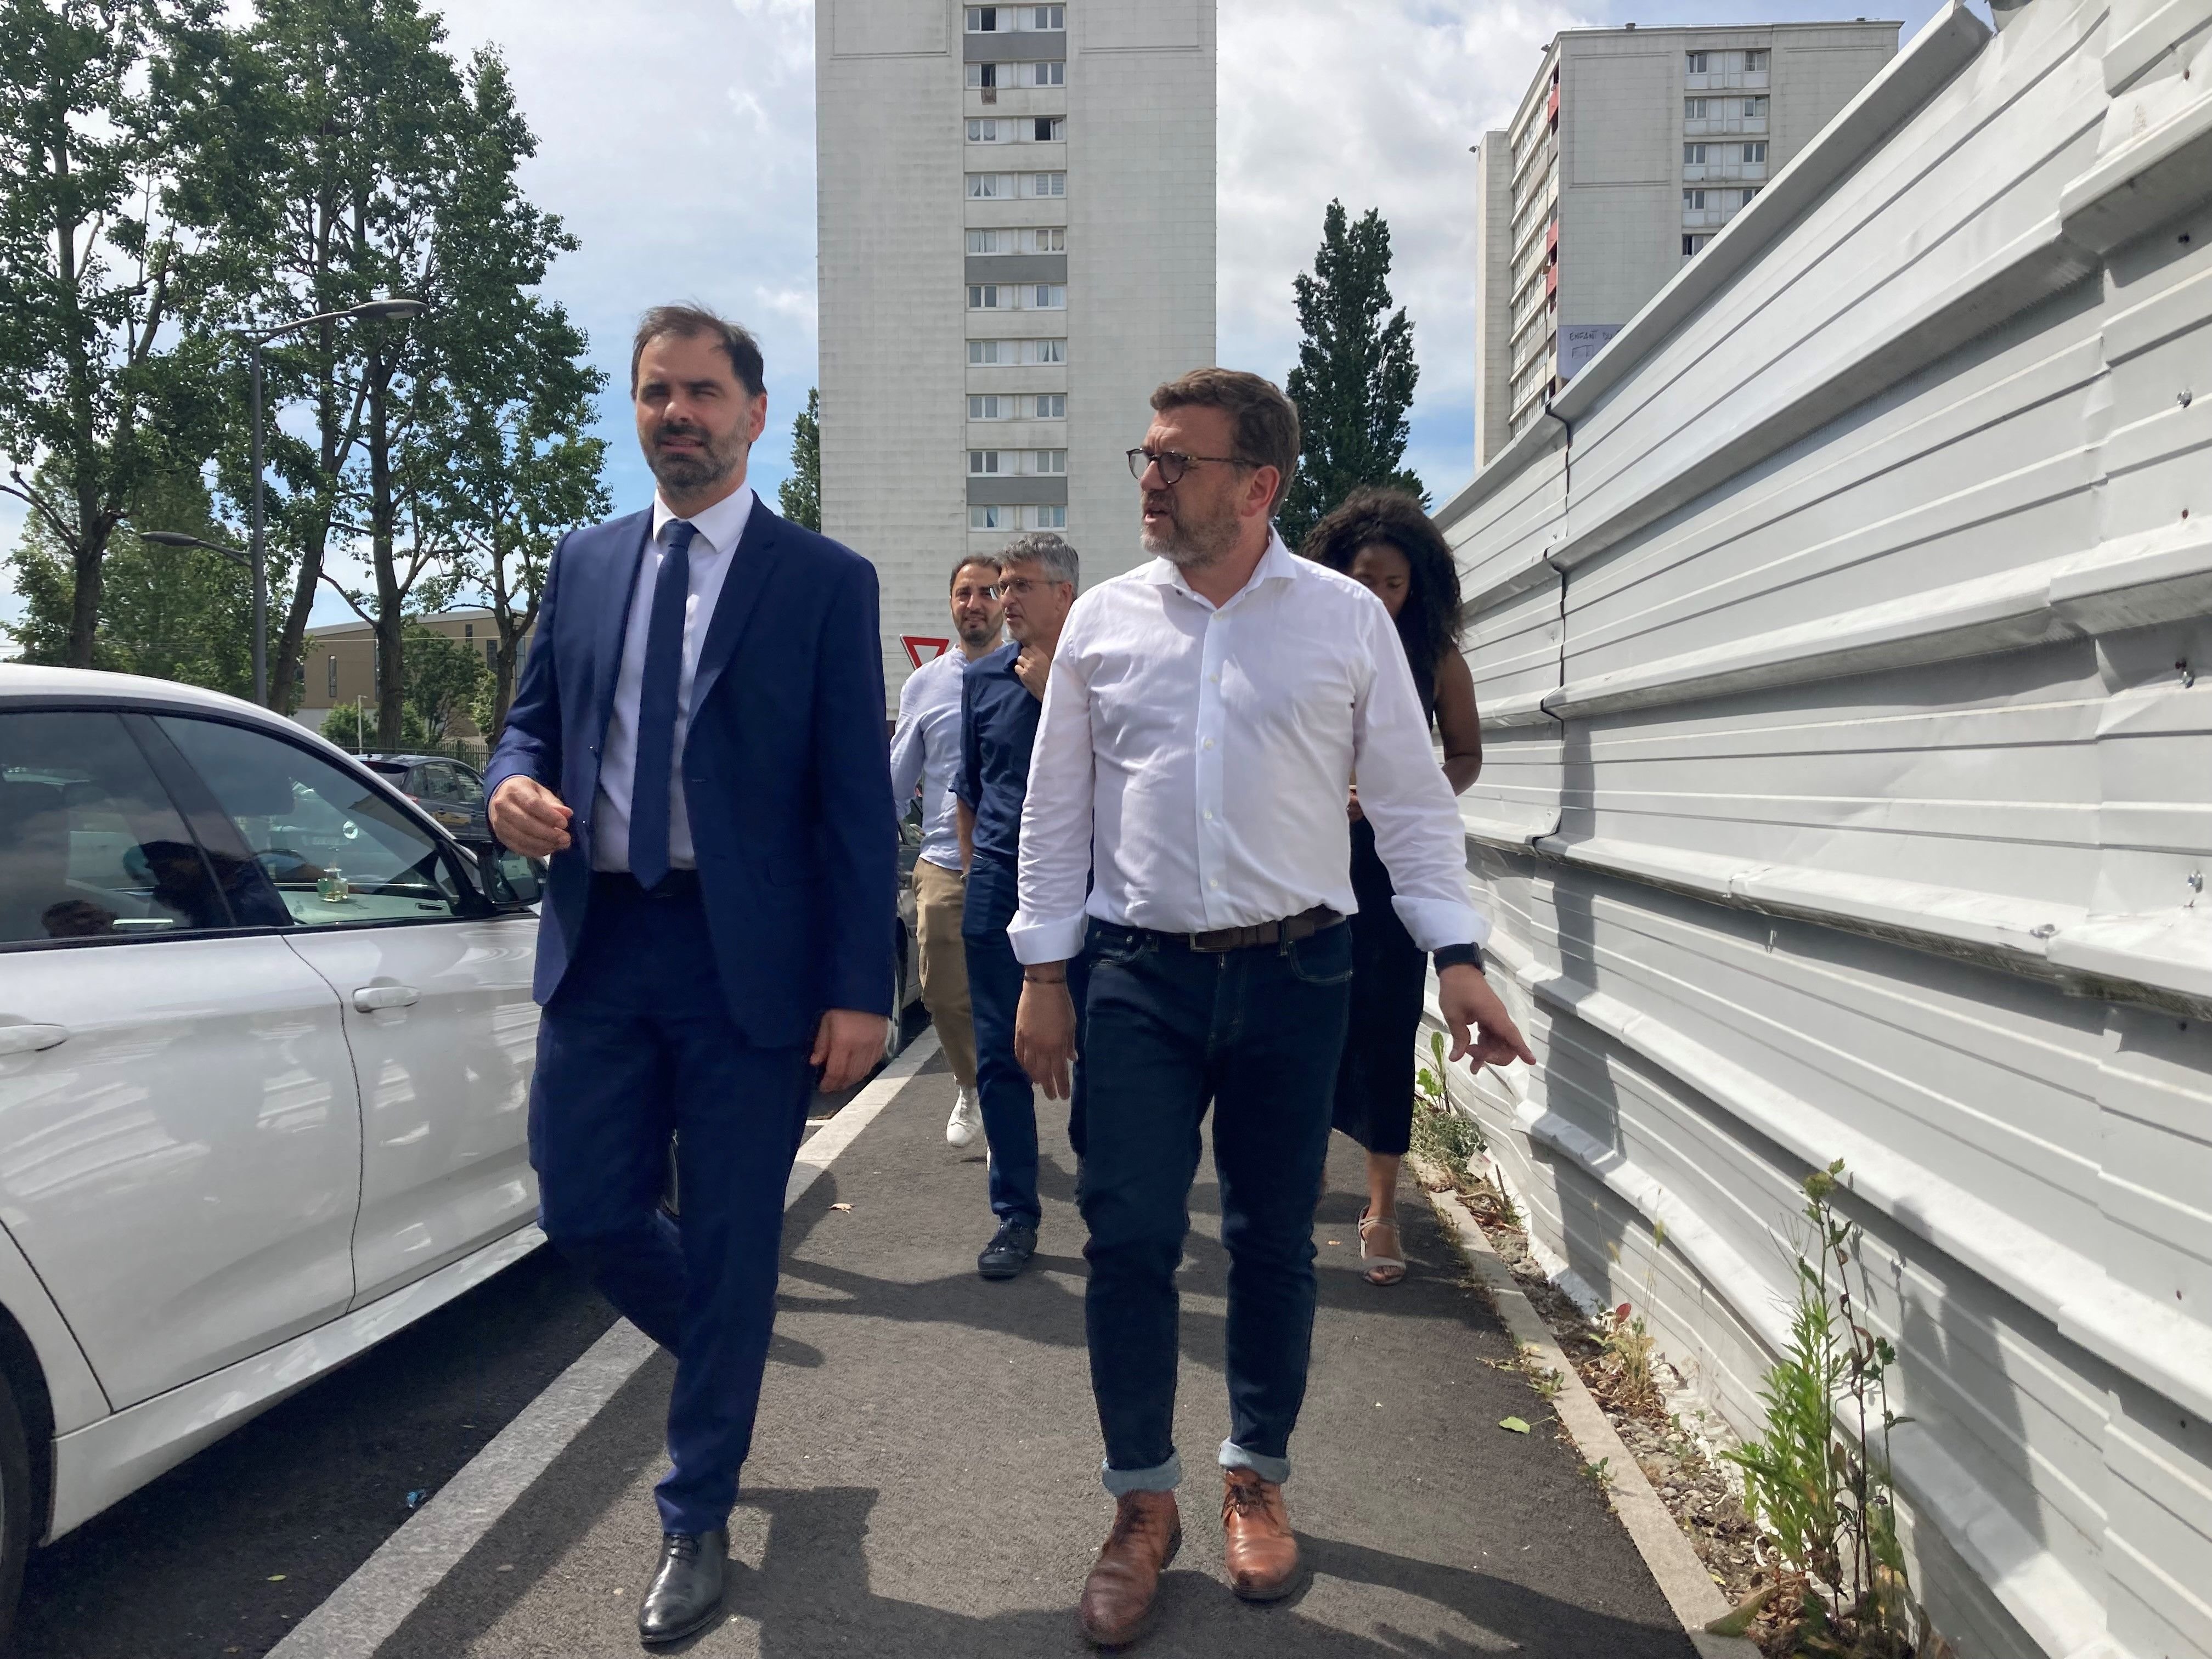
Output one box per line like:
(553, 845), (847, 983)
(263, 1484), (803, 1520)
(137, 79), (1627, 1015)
(888, 554), (1005, 1143)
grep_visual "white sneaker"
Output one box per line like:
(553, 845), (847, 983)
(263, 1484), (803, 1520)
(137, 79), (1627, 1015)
(946, 1087), (983, 1149)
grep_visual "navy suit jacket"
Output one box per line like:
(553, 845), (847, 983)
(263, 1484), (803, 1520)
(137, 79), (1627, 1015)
(485, 501), (897, 1048)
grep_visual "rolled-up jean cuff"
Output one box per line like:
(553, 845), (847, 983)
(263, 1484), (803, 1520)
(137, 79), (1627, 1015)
(1101, 1451), (1182, 1496)
(1218, 1440), (1291, 1485)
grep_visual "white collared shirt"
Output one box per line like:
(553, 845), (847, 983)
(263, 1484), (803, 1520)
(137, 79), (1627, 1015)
(888, 646), (976, 872)
(592, 486), (756, 874)
(1008, 531), (1488, 963)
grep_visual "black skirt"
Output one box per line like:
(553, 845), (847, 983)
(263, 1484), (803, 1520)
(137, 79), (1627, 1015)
(1330, 816), (1426, 1156)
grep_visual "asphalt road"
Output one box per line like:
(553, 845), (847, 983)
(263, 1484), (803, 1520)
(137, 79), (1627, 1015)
(8, 1013), (926, 1659)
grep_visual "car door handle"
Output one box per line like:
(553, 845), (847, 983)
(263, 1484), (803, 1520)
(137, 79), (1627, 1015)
(0, 1024), (67, 1057)
(352, 985), (420, 1012)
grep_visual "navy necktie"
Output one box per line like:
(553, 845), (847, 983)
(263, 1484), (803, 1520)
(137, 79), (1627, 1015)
(628, 519), (696, 889)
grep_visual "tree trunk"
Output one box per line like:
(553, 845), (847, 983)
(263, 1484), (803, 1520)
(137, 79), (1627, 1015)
(368, 360), (407, 751)
(66, 524), (106, 669)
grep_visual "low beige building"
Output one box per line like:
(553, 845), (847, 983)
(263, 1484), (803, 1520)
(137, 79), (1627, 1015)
(294, 608), (534, 753)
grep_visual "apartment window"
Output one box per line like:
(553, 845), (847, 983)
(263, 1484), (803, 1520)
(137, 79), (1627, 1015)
(970, 505), (1007, 530)
(1683, 189), (1706, 210)
(1031, 393), (1065, 418)
(1030, 60), (1064, 86)
(1685, 51), (1709, 72)
(966, 6), (998, 29)
(1743, 96), (1768, 117)
(1029, 5), (1064, 25)
(1685, 98), (1707, 120)
(968, 284), (1002, 309)
(966, 62), (998, 88)
(1744, 49), (1767, 70)
(969, 450), (1002, 475)
(967, 172), (1014, 198)
(1035, 116), (1065, 140)
(1683, 234), (1710, 256)
(1739, 185), (1761, 205)
(484, 640), (495, 668)
(1030, 505), (1066, 529)
(1028, 337), (1066, 364)
(1029, 227), (1064, 252)
(1030, 284), (1066, 309)
(967, 119), (1003, 142)
(1683, 143), (1706, 163)
(1742, 141), (1767, 163)
(1027, 172), (1065, 197)
(1035, 449), (1067, 473)
(969, 339), (1003, 364)
(326, 654), (337, 699)
(969, 395), (1008, 419)
(966, 229), (998, 254)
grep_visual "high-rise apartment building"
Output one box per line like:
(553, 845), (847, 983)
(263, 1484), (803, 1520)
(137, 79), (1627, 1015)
(816, 0), (1216, 704)
(1471, 22), (1898, 467)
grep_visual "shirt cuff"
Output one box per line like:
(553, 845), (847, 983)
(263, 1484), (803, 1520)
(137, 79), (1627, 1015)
(1390, 895), (1492, 955)
(1009, 911), (1088, 965)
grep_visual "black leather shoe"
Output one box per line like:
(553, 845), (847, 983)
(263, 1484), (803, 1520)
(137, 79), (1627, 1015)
(977, 1219), (1038, 1279)
(638, 1528), (727, 1646)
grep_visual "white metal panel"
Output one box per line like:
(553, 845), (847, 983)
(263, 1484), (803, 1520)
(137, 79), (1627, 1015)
(1438, 0), (2212, 1649)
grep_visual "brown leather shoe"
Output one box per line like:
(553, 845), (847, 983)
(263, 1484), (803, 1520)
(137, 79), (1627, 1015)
(1221, 1468), (1301, 1601)
(1079, 1489), (1182, 1649)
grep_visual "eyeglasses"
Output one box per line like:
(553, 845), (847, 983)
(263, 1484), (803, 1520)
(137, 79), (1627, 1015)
(1126, 447), (1252, 486)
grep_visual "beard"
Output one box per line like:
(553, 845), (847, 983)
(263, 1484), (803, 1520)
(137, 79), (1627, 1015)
(955, 613), (1001, 647)
(1140, 492), (1240, 567)
(646, 419), (742, 494)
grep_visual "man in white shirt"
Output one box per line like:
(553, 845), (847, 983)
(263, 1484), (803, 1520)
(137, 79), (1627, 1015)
(1009, 369), (1533, 1649)
(888, 556), (1006, 1146)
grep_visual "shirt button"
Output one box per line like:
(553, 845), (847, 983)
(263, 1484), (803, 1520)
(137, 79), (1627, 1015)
(1209, 878), (1220, 889)
(1202, 738), (1215, 751)
(1203, 810), (1214, 821)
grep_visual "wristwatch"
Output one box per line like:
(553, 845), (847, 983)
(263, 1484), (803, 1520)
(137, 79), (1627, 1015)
(1432, 943), (1485, 974)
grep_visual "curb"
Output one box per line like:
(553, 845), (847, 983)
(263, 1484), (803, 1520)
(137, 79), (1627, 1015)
(1409, 1152), (1762, 1659)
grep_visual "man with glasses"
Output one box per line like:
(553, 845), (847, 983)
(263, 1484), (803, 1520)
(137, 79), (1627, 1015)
(954, 533), (1084, 1280)
(1010, 369), (1533, 1647)
(889, 555), (1006, 1148)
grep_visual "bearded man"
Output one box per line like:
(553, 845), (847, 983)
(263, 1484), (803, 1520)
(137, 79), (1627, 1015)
(486, 306), (895, 1646)
(1009, 368), (1533, 1648)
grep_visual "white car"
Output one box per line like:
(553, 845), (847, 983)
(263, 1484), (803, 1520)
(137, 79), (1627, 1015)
(0, 667), (545, 1638)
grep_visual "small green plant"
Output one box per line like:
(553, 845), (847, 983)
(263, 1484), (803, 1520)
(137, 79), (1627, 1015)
(1724, 1159), (1953, 1658)
(1529, 1365), (1565, 1400)
(1600, 1301), (1662, 1417)
(1582, 1455), (1612, 1487)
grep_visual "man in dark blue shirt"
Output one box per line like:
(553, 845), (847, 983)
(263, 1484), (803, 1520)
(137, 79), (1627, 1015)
(955, 533), (1080, 1279)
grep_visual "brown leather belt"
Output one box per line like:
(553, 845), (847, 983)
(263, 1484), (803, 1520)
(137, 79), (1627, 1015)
(1143, 905), (1345, 954)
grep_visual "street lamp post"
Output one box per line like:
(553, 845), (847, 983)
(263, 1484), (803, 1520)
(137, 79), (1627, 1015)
(223, 296), (430, 708)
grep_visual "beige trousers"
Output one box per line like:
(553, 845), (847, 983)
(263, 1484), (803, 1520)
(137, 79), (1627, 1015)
(913, 856), (978, 1089)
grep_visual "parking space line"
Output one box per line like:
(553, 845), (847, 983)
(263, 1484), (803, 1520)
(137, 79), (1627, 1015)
(265, 1029), (943, 1659)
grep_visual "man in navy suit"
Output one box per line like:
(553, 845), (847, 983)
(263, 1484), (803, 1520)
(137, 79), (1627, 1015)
(487, 305), (895, 1646)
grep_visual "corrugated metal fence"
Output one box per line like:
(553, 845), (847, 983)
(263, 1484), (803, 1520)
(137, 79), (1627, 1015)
(1435, 1), (2212, 1653)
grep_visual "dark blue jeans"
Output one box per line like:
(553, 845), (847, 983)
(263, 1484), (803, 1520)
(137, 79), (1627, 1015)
(531, 874), (814, 1535)
(1077, 917), (1353, 1493)
(963, 852), (1088, 1228)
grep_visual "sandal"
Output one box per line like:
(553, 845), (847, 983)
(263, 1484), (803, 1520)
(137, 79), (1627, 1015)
(1358, 1207), (1406, 1286)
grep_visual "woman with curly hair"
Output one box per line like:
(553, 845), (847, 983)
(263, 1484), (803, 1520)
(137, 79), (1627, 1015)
(1301, 487), (1485, 1286)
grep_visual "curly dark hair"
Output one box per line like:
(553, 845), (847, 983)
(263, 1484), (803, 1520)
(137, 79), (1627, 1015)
(1299, 487), (1462, 697)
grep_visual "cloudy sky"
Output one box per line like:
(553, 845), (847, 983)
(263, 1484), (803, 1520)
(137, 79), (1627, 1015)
(3, 0), (1954, 631)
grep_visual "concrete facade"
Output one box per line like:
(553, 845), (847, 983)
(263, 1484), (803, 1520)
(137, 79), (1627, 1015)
(818, 0), (1216, 704)
(1471, 20), (1898, 469)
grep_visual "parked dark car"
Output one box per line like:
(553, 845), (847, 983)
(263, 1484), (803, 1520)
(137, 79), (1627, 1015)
(361, 753), (491, 845)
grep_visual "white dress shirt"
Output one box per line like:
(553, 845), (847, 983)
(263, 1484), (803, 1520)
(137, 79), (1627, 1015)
(592, 486), (756, 874)
(1009, 531), (1488, 964)
(888, 647), (973, 872)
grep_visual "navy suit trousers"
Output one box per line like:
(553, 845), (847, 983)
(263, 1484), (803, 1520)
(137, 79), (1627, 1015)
(529, 874), (813, 1534)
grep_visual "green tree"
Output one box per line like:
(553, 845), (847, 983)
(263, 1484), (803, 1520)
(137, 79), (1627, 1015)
(319, 699), (427, 754)
(0, 0), (230, 668)
(1278, 200), (1424, 549)
(777, 386), (820, 530)
(174, 0), (468, 734)
(420, 47), (607, 744)
(398, 618), (487, 744)
(6, 459), (252, 694)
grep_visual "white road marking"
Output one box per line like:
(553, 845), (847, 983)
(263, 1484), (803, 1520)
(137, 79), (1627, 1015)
(265, 1029), (943, 1659)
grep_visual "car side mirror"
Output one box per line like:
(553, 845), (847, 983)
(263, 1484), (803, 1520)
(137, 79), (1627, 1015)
(476, 845), (544, 910)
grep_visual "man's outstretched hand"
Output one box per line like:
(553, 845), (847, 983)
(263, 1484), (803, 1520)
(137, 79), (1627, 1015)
(490, 776), (573, 857)
(813, 1009), (888, 1094)
(1437, 962), (1536, 1070)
